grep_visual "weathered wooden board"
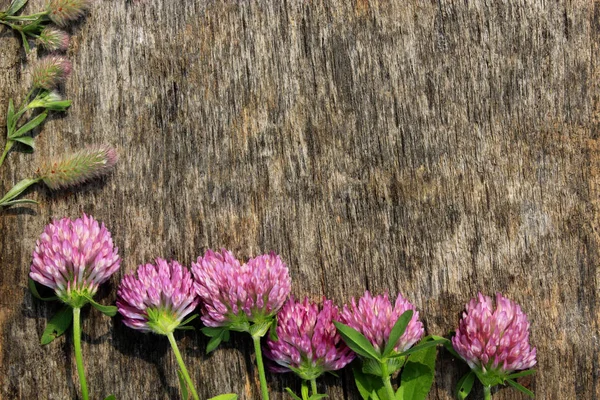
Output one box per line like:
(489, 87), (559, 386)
(1, 0), (599, 399)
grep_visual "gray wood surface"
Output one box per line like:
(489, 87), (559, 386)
(1, 1), (598, 399)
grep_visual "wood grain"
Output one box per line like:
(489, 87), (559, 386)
(1, 0), (599, 399)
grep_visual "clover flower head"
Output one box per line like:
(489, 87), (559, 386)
(452, 293), (537, 384)
(192, 249), (291, 331)
(38, 27), (70, 51)
(340, 291), (424, 354)
(116, 259), (199, 334)
(38, 144), (118, 190)
(30, 214), (120, 307)
(32, 55), (72, 90)
(264, 297), (355, 380)
(47, 0), (91, 27)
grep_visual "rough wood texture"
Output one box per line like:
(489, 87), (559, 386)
(1, 1), (599, 399)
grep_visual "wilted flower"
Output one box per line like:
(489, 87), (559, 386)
(340, 291), (424, 355)
(38, 144), (118, 190)
(30, 214), (120, 308)
(31, 55), (72, 90)
(117, 259), (199, 334)
(452, 292), (537, 385)
(37, 26), (70, 51)
(47, 0), (91, 27)
(192, 249), (291, 332)
(265, 297), (355, 380)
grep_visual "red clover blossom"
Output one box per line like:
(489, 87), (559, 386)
(265, 297), (355, 380)
(452, 292), (537, 386)
(30, 214), (120, 308)
(340, 291), (424, 355)
(192, 249), (291, 332)
(116, 259), (199, 334)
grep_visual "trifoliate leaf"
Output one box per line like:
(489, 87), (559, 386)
(397, 341), (437, 400)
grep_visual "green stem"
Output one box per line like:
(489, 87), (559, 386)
(167, 332), (199, 400)
(252, 334), (270, 400)
(483, 385), (492, 400)
(310, 378), (318, 397)
(73, 307), (89, 400)
(381, 362), (395, 400)
(0, 140), (14, 167)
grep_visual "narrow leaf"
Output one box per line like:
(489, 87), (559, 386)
(29, 278), (58, 301)
(86, 296), (117, 317)
(1, 198), (38, 207)
(177, 369), (189, 400)
(397, 343), (437, 400)
(179, 314), (198, 327)
(0, 177), (40, 205)
(396, 339), (447, 358)
(5, 0), (28, 16)
(383, 310), (413, 357)
(284, 388), (303, 400)
(175, 325), (195, 331)
(507, 369), (536, 379)
(308, 395), (328, 400)
(207, 395), (238, 400)
(41, 305), (72, 345)
(333, 321), (380, 361)
(13, 135), (34, 149)
(506, 379), (534, 398)
(7, 98), (15, 129)
(103, 396), (116, 400)
(12, 112), (47, 138)
(455, 371), (475, 400)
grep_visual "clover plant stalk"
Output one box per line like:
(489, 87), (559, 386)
(381, 361), (395, 400)
(310, 379), (318, 397)
(72, 307), (89, 400)
(167, 332), (199, 400)
(483, 385), (492, 400)
(252, 333), (270, 400)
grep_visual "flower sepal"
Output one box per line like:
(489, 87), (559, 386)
(146, 307), (182, 335)
(249, 319), (273, 338)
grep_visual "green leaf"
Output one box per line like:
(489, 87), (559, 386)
(333, 321), (380, 361)
(29, 278), (58, 302)
(86, 296), (117, 317)
(103, 396), (116, 400)
(455, 371), (475, 400)
(13, 135), (34, 149)
(20, 31), (30, 53)
(284, 388), (303, 400)
(308, 395), (328, 400)
(0, 198), (38, 207)
(396, 339), (447, 358)
(202, 326), (226, 337)
(0, 177), (40, 205)
(177, 369), (189, 400)
(41, 305), (72, 345)
(44, 99), (72, 111)
(506, 379), (534, 398)
(507, 369), (536, 379)
(269, 318), (278, 341)
(396, 342), (437, 400)
(175, 325), (195, 331)
(179, 314), (198, 327)
(207, 395), (238, 400)
(12, 112), (47, 138)
(205, 334), (223, 353)
(383, 310), (413, 357)
(6, 98), (15, 131)
(353, 363), (384, 400)
(5, 0), (28, 16)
